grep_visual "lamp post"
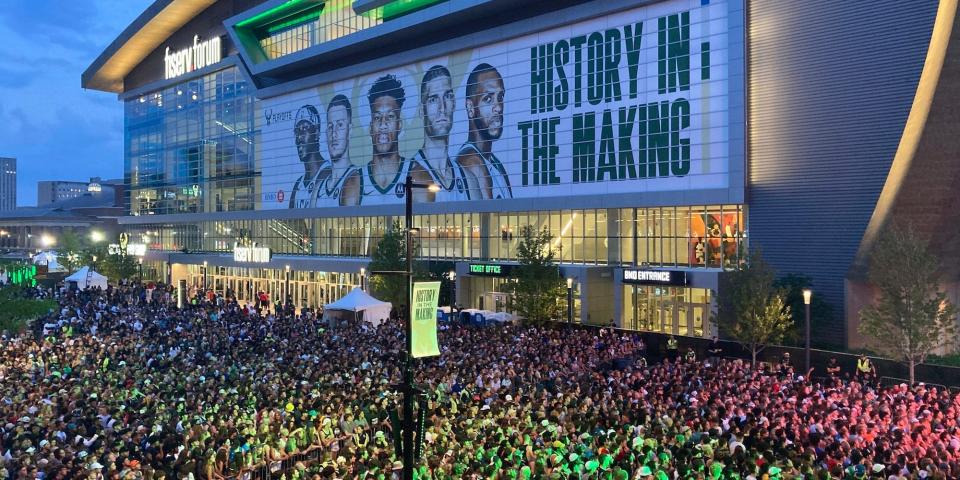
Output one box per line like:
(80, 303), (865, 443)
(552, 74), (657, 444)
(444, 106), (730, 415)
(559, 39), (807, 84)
(360, 267), (366, 292)
(802, 288), (812, 373)
(285, 265), (291, 308)
(567, 278), (574, 324)
(401, 175), (439, 480)
(138, 258), (143, 282)
(448, 270), (457, 311)
(202, 261), (208, 291)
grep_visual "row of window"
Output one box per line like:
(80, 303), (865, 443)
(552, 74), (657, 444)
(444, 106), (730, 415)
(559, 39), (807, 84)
(126, 205), (744, 269)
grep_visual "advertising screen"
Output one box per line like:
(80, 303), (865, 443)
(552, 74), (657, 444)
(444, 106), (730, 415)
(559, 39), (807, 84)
(258, 0), (730, 209)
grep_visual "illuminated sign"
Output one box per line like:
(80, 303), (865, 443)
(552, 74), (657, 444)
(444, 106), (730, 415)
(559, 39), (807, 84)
(260, 0), (731, 210)
(468, 263), (514, 277)
(233, 243), (271, 263)
(622, 269), (688, 286)
(108, 243), (147, 257)
(164, 35), (223, 80)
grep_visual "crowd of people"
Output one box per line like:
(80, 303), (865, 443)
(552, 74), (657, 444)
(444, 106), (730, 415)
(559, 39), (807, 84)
(0, 282), (959, 479)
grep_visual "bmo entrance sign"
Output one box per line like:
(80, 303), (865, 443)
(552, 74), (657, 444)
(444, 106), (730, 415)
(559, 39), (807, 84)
(622, 269), (688, 286)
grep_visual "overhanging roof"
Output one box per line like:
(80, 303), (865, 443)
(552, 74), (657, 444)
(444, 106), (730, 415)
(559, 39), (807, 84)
(82, 0), (218, 93)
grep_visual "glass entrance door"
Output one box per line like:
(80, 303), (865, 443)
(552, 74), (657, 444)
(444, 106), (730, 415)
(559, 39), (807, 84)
(622, 285), (712, 337)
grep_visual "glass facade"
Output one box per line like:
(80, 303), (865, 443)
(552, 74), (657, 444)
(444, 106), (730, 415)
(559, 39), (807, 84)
(187, 265), (362, 310)
(125, 205), (743, 268)
(125, 66), (256, 216)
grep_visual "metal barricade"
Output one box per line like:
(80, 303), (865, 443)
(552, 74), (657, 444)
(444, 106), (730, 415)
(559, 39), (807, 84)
(225, 446), (325, 480)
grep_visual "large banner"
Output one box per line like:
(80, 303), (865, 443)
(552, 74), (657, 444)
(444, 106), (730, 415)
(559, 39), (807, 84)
(411, 281), (442, 358)
(258, 0), (729, 209)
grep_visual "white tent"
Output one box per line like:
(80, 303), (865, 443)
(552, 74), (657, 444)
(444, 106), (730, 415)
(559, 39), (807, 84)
(64, 266), (109, 290)
(33, 251), (67, 272)
(323, 288), (392, 326)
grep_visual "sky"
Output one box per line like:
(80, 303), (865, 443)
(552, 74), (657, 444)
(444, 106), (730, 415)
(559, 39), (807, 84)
(0, 0), (152, 206)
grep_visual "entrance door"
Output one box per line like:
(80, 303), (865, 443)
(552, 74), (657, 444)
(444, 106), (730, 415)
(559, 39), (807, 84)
(480, 292), (509, 313)
(692, 305), (706, 337)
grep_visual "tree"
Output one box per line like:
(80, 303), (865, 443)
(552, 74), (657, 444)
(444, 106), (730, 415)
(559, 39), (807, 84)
(504, 226), (565, 325)
(774, 274), (836, 348)
(56, 230), (89, 272)
(715, 252), (794, 367)
(98, 250), (139, 282)
(368, 221), (430, 310)
(858, 224), (958, 384)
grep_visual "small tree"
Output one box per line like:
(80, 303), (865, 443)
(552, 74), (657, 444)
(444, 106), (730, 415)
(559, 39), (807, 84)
(715, 252), (794, 367)
(858, 224), (958, 384)
(56, 230), (89, 272)
(98, 251), (138, 282)
(504, 226), (565, 325)
(369, 221), (407, 309)
(367, 221), (430, 311)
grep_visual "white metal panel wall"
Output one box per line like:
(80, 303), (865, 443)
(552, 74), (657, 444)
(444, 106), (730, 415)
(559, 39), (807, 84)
(747, 0), (939, 343)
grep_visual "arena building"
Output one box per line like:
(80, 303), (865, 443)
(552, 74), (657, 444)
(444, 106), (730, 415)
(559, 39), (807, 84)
(83, 0), (960, 347)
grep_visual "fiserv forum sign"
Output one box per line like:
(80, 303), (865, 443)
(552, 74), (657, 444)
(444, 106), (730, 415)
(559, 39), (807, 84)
(258, 0), (729, 208)
(164, 35), (223, 80)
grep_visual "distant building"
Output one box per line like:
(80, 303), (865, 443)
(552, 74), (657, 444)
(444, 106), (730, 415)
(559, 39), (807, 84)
(0, 192), (124, 252)
(0, 158), (15, 211)
(37, 177), (121, 207)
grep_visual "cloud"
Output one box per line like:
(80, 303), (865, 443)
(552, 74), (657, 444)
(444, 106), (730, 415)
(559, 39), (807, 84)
(0, 101), (124, 205)
(0, 2), (102, 52)
(0, 0), (153, 205)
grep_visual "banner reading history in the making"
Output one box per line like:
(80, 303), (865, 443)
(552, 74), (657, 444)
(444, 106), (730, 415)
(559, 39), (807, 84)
(258, 0), (729, 209)
(411, 281), (442, 358)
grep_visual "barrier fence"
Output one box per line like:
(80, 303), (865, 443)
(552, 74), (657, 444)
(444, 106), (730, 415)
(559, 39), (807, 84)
(224, 445), (325, 480)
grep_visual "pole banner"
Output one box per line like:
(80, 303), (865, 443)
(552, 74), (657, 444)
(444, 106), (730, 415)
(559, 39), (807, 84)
(411, 281), (442, 358)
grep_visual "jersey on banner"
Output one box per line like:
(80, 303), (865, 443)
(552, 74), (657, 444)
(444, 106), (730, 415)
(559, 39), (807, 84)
(259, 0), (730, 209)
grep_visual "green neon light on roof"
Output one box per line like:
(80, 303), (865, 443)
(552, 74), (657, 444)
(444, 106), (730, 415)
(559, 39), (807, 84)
(266, 9), (323, 33)
(382, 0), (446, 20)
(236, 0), (321, 28)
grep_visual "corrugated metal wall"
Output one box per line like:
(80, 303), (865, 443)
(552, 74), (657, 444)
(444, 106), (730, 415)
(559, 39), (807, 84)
(747, 0), (939, 343)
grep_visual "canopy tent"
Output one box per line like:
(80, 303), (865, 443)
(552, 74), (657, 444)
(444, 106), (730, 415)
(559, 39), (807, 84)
(32, 251), (67, 273)
(323, 288), (392, 327)
(64, 266), (108, 290)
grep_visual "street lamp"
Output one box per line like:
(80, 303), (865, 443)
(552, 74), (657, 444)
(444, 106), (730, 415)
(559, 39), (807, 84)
(285, 265), (291, 308)
(40, 234), (55, 249)
(567, 278), (574, 324)
(138, 258), (143, 282)
(90, 231), (105, 243)
(202, 261), (208, 291)
(802, 288), (812, 373)
(448, 270), (457, 311)
(400, 175), (439, 480)
(360, 267), (366, 292)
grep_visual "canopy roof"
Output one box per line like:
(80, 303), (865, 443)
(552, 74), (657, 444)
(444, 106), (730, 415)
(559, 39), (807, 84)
(82, 0), (218, 92)
(65, 267), (108, 283)
(324, 287), (391, 312)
